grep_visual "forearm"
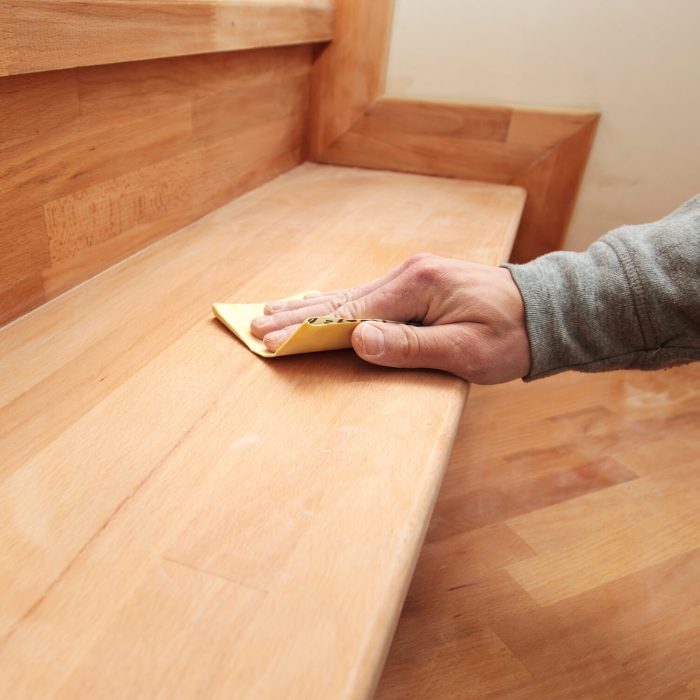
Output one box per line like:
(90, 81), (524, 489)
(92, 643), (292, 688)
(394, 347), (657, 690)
(505, 195), (700, 380)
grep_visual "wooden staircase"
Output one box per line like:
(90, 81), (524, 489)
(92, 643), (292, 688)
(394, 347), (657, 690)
(0, 2), (596, 697)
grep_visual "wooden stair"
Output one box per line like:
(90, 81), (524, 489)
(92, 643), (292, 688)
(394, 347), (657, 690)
(0, 0), (334, 77)
(1, 0), (603, 696)
(0, 164), (524, 698)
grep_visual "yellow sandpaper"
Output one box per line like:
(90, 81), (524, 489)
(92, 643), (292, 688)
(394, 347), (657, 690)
(212, 292), (387, 358)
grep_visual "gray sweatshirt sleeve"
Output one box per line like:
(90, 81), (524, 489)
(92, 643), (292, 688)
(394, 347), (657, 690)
(504, 194), (700, 381)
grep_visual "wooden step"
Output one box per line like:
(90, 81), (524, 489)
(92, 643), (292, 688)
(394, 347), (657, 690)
(0, 0), (334, 77)
(0, 163), (525, 699)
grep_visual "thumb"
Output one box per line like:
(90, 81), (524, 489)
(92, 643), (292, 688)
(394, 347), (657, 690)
(352, 321), (474, 378)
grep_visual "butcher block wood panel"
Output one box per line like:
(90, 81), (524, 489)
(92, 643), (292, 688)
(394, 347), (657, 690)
(308, 0), (394, 158)
(0, 0), (334, 77)
(0, 44), (312, 326)
(376, 364), (700, 699)
(316, 98), (599, 262)
(0, 164), (525, 699)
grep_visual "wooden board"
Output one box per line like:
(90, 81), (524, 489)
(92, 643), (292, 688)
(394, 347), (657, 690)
(316, 98), (599, 262)
(304, 0), (597, 261)
(0, 164), (525, 699)
(0, 45), (313, 326)
(307, 0), (395, 158)
(0, 0), (334, 77)
(376, 363), (700, 699)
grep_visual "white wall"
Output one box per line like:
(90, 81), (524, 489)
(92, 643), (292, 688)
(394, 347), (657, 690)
(386, 0), (700, 251)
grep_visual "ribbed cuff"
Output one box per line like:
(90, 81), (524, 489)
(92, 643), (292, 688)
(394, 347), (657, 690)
(502, 242), (644, 380)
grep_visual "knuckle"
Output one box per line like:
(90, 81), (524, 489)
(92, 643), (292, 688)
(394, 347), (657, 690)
(336, 300), (361, 319)
(320, 299), (339, 316)
(314, 292), (351, 317)
(411, 257), (443, 285)
(284, 307), (320, 325)
(400, 325), (422, 362)
(406, 252), (434, 266)
(454, 329), (487, 381)
(280, 310), (302, 326)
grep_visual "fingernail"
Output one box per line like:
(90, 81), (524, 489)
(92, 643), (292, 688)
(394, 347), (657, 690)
(360, 324), (385, 356)
(264, 329), (288, 350)
(265, 302), (284, 313)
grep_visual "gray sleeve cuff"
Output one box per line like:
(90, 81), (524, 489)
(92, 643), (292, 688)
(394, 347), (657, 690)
(502, 194), (700, 381)
(503, 242), (645, 380)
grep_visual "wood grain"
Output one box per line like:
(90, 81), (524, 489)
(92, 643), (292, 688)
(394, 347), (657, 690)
(307, 0), (395, 158)
(0, 164), (525, 699)
(0, 45), (312, 326)
(0, 0), (334, 77)
(511, 113), (600, 261)
(376, 363), (700, 699)
(316, 98), (599, 262)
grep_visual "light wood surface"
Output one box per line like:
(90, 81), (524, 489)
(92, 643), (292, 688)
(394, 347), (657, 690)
(307, 0), (395, 158)
(376, 364), (700, 699)
(304, 0), (597, 261)
(0, 164), (525, 699)
(0, 0), (334, 77)
(316, 98), (599, 262)
(0, 45), (312, 326)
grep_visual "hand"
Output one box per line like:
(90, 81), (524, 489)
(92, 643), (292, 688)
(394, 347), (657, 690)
(250, 254), (531, 384)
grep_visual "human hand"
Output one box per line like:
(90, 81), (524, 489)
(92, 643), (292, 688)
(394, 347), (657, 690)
(250, 254), (531, 384)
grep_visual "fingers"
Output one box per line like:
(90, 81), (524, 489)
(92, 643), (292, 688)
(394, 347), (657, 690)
(264, 293), (348, 315)
(262, 323), (301, 352)
(333, 274), (427, 322)
(351, 321), (479, 381)
(261, 254), (432, 316)
(251, 299), (342, 339)
(253, 253), (443, 340)
(253, 271), (427, 341)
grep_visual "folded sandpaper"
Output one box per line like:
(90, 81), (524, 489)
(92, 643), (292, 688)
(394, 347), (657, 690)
(212, 292), (388, 358)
